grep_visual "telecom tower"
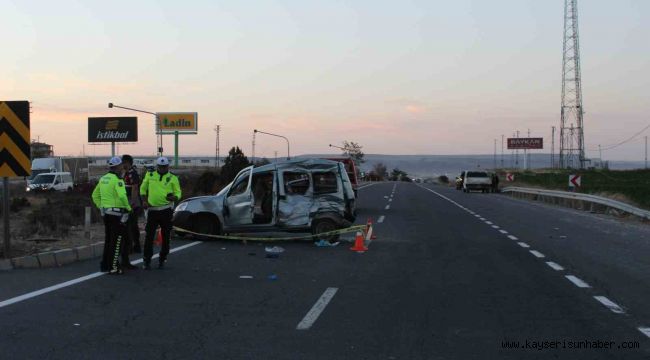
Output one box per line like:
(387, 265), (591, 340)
(559, 0), (586, 168)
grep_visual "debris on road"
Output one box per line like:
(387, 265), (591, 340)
(267, 274), (278, 281)
(314, 240), (339, 247)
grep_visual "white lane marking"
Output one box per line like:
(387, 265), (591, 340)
(484, 221), (493, 225)
(377, 216), (385, 224)
(383, 196), (388, 199)
(594, 296), (625, 314)
(545, 262), (565, 271)
(491, 225), (500, 229)
(357, 183), (378, 190)
(296, 287), (339, 330)
(638, 327), (650, 339)
(385, 205), (390, 210)
(517, 242), (530, 248)
(474, 214), (481, 218)
(507, 235), (519, 241)
(388, 198), (392, 202)
(529, 250), (545, 258)
(499, 230), (508, 234)
(0, 241), (202, 309)
(566, 275), (591, 288)
(479, 217), (486, 221)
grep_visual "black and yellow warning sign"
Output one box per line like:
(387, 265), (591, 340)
(0, 101), (31, 177)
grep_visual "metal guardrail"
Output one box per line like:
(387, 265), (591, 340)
(501, 186), (650, 220)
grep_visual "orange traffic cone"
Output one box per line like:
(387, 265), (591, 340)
(350, 231), (368, 252)
(154, 228), (162, 246)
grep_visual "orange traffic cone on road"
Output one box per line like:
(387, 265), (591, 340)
(154, 228), (162, 246)
(350, 231), (368, 252)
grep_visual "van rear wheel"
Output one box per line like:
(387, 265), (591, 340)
(312, 219), (340, 243)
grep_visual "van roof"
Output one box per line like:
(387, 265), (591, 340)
(253, 158), (340, 174)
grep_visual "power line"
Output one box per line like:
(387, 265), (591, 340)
(588, 122), (650, 151)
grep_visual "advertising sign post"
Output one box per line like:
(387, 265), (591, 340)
(156, 112), (198, 167)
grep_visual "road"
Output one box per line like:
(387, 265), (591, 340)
(1, 181), (650, 359)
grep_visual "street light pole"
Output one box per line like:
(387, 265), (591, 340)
(254, 129), (290, 160)
(329, 144), (346, 153)
(108, 102), (162, 156)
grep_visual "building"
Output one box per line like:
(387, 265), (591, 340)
(31, 141), (54, 159)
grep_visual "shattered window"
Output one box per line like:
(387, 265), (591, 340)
(313, 172), (338, 194)
(284, 172), (310, 195)
(229, 174), (249, 196)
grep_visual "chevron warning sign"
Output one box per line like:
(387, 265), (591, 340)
(0, 101), (31, 177)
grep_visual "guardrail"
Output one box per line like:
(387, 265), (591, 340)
(501, 186), (650, 220)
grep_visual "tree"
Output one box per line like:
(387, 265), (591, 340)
(342, 141), (365, 164)
(372, 162), (388, 180)
(221, 146), (251, 183)
(390, 168), (409, 181)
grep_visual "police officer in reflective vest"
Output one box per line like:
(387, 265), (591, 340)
(140, 157), (182, 269)
(91, 156), (132, 274)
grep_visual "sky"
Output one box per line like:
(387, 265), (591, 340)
(1, 0), (649, 161)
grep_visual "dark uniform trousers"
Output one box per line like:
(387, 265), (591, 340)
(144, 208), (173, 263)
(101, 214), (128, 271)
(124, 209), (141, 254)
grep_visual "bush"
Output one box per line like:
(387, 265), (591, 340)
(23, 192), (91, 237)
(438, 175), (449, 184)
(10, 197), (30, 212)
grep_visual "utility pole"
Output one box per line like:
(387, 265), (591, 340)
(559, 0), (586, 168)
(252, 130), (256, 162)
(645, 136), (648, 169)
(214, 125), (220, 168)
(501, 134), (504, 168)
(515, 130), (520, 168)
(551, 126), (556, 168)
(598, 144), (602, 163)
(493, 139), (497, 170)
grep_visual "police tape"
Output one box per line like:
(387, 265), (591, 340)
(172, 224), (367, 242)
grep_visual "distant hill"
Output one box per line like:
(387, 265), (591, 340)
(300, 154), (645, 177)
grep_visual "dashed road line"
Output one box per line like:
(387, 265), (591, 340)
(385, 205), (390, 210)
(517, 242), (530, 248)
(296, 287), (339, 330)
(507, 235), (518, 241)
(529, 250), (545, 258)
(485, 221), (493, 225)
(545, 262), (565, 271)
(499, 230), (508, 234)
(377, 216), (385, 224)
(594, 296), (625, 314)
(566, 275), (591, 288)
(638, 327), (650, 339)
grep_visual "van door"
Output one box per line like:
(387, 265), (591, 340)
(223, 166), (254, 228)
(52, 175), (62, 191)
(277, 170), (312, 227)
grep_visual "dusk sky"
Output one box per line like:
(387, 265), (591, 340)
(2, 0), (648, 160)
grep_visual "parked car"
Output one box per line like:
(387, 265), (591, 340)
(26, 172), (74, 192)
(173, 159), (357, 243)
(462, 171), (491, 193)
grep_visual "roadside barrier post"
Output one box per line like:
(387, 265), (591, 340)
(84, 206), (91, 239)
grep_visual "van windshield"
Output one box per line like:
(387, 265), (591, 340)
(33, 175), (55, 184)
(467, 172), (489, 177)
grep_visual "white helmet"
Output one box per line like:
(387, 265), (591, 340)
(108, 156), (122, 166)
(156, 157), (170, 166)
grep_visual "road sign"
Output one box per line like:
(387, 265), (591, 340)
(88, 117), (138, 142)
(507, 138), (544, 150)
(506, 173), (514, 182)
(0, 101), (31, 177)
(569, 174), (581, 188)
(156, 112), (198, 134)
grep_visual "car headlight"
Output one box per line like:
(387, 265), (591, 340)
(175, 202), (188, 212)
(26, 187), (30, 192)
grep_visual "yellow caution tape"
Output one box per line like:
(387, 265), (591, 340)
(172, 224), (367, 242)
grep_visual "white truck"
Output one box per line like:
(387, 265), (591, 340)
(28, 157), (89, 185)
(462, 170), (492, 193)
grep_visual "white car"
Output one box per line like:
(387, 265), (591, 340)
(26, 172), (74, 192)
(462, 171), (491, 193)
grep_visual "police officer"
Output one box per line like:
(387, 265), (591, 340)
(140, 157), (181, 269)
(121, 154), (142, 254)
(91, 156), (132, 274)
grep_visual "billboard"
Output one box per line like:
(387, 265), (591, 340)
(88, 117), (138, 143)
(507, 137), (543, 150)
(156, 112), (198, 134)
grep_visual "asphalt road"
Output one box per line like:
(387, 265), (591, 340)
(1, 181), (650, 359)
